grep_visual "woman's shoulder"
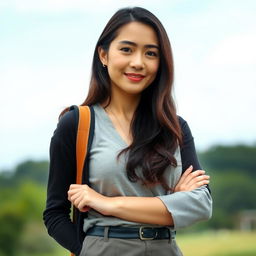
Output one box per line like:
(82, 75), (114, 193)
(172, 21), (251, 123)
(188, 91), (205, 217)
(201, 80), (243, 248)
(53, 107), (78, 139)
(178, 115), (189, 131)
(177, 115), (193, 142)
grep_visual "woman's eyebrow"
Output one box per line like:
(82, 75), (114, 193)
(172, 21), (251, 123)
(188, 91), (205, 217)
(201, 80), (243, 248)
(118, 40), (159, 49)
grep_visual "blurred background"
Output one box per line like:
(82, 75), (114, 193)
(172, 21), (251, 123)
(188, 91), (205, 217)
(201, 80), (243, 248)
(1, 0), (256, 255)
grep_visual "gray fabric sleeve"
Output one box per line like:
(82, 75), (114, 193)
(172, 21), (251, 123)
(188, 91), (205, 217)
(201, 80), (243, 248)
(157, 185), (212, 229)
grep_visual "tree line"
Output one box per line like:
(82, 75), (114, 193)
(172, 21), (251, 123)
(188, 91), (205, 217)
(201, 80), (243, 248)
(199, 144), (256, 230)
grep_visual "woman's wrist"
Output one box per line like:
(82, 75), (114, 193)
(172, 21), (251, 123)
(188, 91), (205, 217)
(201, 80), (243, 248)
(103, 197), (123, 216)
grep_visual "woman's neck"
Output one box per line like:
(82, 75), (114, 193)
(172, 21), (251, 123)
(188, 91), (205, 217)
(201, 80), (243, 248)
(103, 89), (141, 121)
(101, 89), (140, 145)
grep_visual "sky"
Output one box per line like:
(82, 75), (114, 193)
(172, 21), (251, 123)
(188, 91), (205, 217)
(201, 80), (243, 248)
(1, 0), (256, 170)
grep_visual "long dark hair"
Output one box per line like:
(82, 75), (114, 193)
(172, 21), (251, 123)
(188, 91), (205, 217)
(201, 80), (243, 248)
(62, 7), (182, 190)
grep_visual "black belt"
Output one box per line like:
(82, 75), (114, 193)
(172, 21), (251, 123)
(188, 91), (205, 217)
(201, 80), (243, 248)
(86, 226), (176, 241)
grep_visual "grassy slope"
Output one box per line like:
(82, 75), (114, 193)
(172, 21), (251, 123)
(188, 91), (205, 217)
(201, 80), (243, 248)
(177, 231), (256, 256)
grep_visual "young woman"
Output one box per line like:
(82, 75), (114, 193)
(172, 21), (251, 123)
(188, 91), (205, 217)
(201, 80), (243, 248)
(43, 7), (212, 256)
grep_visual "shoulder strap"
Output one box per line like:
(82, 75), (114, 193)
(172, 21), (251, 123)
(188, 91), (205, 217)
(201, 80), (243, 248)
(76, 106), (91, 184)
(71, 105), (91, 256)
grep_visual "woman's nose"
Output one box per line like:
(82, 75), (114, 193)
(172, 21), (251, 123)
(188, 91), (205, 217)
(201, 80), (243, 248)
(130, 53), (144, 70)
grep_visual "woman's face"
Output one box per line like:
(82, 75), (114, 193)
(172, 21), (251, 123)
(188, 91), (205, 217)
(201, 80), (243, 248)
(99, 21), (160, 97)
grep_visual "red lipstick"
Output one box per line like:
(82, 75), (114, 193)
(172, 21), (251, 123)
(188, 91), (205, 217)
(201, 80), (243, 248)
(124, 73), (145, 82)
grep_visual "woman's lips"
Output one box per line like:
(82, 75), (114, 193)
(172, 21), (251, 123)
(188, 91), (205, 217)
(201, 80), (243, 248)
(124, 73), (145, 82)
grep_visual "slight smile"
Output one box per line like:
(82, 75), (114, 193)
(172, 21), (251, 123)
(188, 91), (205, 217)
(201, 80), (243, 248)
(124, 73), (146, 82)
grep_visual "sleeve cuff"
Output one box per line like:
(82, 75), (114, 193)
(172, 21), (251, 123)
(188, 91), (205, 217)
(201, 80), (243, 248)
(158, 186), (212, 229)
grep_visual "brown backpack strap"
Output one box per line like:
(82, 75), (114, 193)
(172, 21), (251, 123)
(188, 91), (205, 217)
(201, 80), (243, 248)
(71, 105), (91, 256)
(76, 106), (91, 184)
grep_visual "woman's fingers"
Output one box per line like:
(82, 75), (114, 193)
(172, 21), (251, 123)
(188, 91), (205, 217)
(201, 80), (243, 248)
(178, 165), (193, 184)
(68, 184), (89, 196)
(186, 174), (210, 188)
(68, 184), (88, 204)
(175, 165), (193, 189)
(68, 188), (81, 201)
(69, 184), (84, 189)
(174, 168), (210, 192)
(176, 168), (203, 188)
(67, 184), (95, 212)
(75, 194), (87, 209)
(188, 178), (210, 191)
(183, 170), (206, 186)
(69, 192), (80, 202)
(70, 191), (89, 211)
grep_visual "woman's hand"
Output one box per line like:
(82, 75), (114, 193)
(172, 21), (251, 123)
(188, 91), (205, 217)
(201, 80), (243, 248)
(174, 165), (210, 192)
(67, 184), (113, 215)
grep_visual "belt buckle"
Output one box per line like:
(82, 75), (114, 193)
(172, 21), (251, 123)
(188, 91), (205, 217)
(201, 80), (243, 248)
(139, 226), (158, 241)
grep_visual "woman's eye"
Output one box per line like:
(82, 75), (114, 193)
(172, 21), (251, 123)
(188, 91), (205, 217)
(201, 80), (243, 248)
(146, 51), (158, 57)
(120, 47), (131, 53)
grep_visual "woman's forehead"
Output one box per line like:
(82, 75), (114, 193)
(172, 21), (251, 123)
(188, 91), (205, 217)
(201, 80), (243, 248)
(113, 22), (159, 46)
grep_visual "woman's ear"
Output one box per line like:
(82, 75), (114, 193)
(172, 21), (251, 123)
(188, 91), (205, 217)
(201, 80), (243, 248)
(98, 46), (108, 66)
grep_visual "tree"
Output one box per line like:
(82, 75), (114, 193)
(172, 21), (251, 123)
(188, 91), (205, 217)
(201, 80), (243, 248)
(199, 144), (256, 177)
(14, 160), (49, 185)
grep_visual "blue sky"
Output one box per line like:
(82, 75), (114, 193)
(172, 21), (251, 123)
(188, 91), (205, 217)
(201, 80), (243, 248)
(1, 0), (256, 170)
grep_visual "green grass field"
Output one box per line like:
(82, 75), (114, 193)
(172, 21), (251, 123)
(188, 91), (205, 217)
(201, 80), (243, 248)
(177, 231), (256, 256)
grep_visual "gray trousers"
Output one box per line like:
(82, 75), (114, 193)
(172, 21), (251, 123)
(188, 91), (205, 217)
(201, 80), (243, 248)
(79, 229), (183, 256)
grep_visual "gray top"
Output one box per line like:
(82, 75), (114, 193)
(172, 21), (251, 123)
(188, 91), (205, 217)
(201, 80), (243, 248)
(83, 104), (212, 233)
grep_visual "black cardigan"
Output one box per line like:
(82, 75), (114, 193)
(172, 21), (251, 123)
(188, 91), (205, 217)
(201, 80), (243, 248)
(43, 106), (202, 255)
